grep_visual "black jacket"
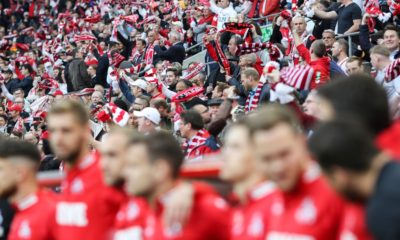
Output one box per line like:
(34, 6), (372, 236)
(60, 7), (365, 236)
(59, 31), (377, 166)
(154, 42), (186, 64)
(68, 58), (92, 91)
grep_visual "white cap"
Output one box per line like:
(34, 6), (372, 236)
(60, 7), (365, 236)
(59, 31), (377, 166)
(134, 107), (161, 125)
(130, 79), (148, 91)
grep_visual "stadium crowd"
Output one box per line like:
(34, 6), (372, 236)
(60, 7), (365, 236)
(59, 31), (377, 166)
(0, 0), (399, 239)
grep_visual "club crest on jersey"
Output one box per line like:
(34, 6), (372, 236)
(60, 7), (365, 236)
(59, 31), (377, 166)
(295, 198), (317, 225)
(18, 220), (31, 238)
(127, 202), (139, 220)
(164, 222), (183, 237)
(71, 178), (84, 193)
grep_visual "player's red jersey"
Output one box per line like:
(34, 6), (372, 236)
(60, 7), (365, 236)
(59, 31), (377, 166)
(53, 152), (127, 240)
(338, 203), (373, 240)
(230, 181), (276, 240)
(143, 182), (231, 240)
(8, 190), (56, 240)
(112, 197), (148, 240)
(263, 164), (345, 240)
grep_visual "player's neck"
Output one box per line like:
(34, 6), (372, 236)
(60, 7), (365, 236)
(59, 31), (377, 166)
(148, 179), (176, 208)
(337, 53), (348, 62)
(234, 173), (265, 204)
(355, 152), (390, 200)
(67, 147), (91, 169)
(11, 179), (38, 205)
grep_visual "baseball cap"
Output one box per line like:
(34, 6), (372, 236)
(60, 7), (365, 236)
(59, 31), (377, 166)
(134, 107), (161, 125)
(130, 79), (148, 91)
(8, 104), (22, 112)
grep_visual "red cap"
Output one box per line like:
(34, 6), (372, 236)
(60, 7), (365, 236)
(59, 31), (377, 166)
(8, 104), (22, 112)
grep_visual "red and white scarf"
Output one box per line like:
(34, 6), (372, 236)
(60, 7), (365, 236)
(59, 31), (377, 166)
(145, 43), (155, 66)
(245, 81), (264, 113)
(183, 129), (210, 157)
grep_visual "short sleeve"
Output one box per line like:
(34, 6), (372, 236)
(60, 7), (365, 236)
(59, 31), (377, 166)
(351, 4), (362, 20)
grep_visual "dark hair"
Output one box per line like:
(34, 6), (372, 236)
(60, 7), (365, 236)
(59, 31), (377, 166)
(384, 24), (400, 39)
(0, 139), (41, 165)
(309, 119), (379, 172)
(312, 40), (326, 58)
(347, 56), (362, 66)
(180, 110), (204, 130)
(0, 114), (7, 122)
(151, 99), (169, 109)
(336, 39), (348, 55)
(145, 131), (184, 178)
(13, 88), (24, 95)
(177, 80), (193, 89)
(317, 74), (390, 135)
(22, 64), (33, 74)
(137, 39), (147, 47)
(42, 139), (53, 156)
(166, 68), (178, 77)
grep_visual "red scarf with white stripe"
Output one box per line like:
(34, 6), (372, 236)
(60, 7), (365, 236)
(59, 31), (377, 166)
(145, 43), (155, 66)
(245, 81), (264, 113)
(183, 129), (210, 156)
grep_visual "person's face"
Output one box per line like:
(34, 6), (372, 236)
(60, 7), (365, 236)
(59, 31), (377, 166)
(21, 67), (29, 76)
(220, 126), (254, 182)
(133, 99), (145, 111)
(124, 144), (156, 196)
(156, 64), (163, 75)
(148, 32), (155, 44)
(302, 94), (320, 118)
(9, 110), (19, 118)
(24, 134), (37, 145)
(219, 0), (229, 8)
(323, 168), (366, 202)
(292, 18), (306, 34)
(212, 88), (223, 99)
(331, 42), (341, 57)
(87, 66), (95, 76)
(136, 41), (145, 51)
(146, 82), (157, 94)
(322, 32), (335, 48)
(383, 30), (400, 52)
(253, 124), (307, 192)
(194, 105), (211, 124)
(315, 96), (335, 121)
(166, 72), (177, 86)
(242, 74), (253, 91)
(209, 105), (219, 119)
(48, 113), (89, 164)
(0, 117), (6, 127)
(91, 92), (102, 105)
(228, 38), (237, 55)
(100, 133), (128, 186)
(346, 61), (363, 75)
(131, 86), (142, 98)
(14, 98), (24, 108)
(179, 121), (190, 139)
(370, 53), (380, 69)
(0, 160), (17, 198)
(13, 90), (24, 99)
(175, 82), (187, 92)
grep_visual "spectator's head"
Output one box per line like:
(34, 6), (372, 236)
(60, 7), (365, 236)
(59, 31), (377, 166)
(14, 97), (24, 108)
(218, 0), (231, 9)
(2, 69), (12, 80)
(23, 132), (38, 145)
(130, 79), (148, 98)
(87, 65), (97, 77)
(47, 100), (90, 165)
(247, 105), (306, 192)
(309, 119), (380, 202)
(179, 110), (204, 139)
(0, 139), (41, 199)
(147, 31), (157, 45)
(176, 80), (193, 92)
(241, 67), (260, 91)
(123, 131), (184, 197)
(8, 104), (22, 119)
(302, 90), (322, 119)
(332, 39), (348, 58)
(165, 68), (179, 87)
(370, 45), (391, 70)
(21, 64), (33, 76)
(322, 30), (335, 49)
(239, 53), (257, 68)
(151, 99), (169, 117)
(191, 71), (206, 87)
(317, 74), (390, 135)
(310, 40), (326, 59)
(168, 30), (181, 44)
(100, 127), (139, 187)
(13, 88), (25, 98)
(131, 96), (150, 112)
(383, 25), (400, 52)
(94, 84), (105, 94)
(91, 91), (104, 105)
(228, 35), (243, 56)
(0, 114), (6, 127)
(72, 47), (84, 59)
(208, 98), (223, 120)
(192, 104), (211, 124)
(292, 16), (306, 35)
(134, 107), (161, 134)
(345, 56), (364, 75)
(212, 82), (229, 99)
(136, 39), (147, 52)
(220, 120), (258, 183)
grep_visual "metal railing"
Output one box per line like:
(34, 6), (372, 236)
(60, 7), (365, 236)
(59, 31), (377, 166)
(335, 31), (361, 57)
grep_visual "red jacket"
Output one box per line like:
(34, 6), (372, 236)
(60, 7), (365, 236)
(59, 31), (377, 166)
(338, 203), (373, 240)
(297, 44), (330, 89)
(263, 164), (345, 240)
(376, 120), (400, 159)
(143, 182), (231, 240)
(53, 152), (127, 240)
(230, 181), (276, 240)
(8, 190), (56, 240)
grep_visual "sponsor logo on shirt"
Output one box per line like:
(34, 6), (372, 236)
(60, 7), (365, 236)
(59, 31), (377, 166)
(295, 198), (317, 225)
(18, 220), (31, 238)
(127, 202), (139, 220)
(267, 232), (315, 240)
(247, 213), (264, 237)
(71, 178), (84, 193)
(232, 211), (244, 236)
(114, 226), (142, 240)
(56, 202), (88, 227)
(340, 231), (357, 240)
